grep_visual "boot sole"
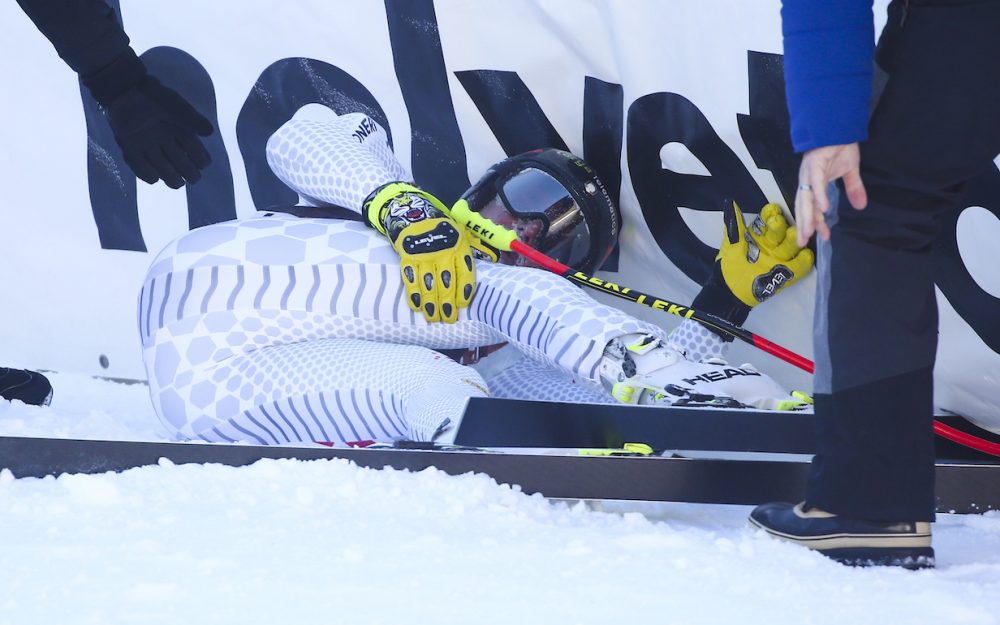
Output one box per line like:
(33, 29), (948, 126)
(822, 547), (936, 570)
(749, 517), (935, 569)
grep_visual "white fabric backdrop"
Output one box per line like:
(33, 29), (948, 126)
(1, 0), (997, 429)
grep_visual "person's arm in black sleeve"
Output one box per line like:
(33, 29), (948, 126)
(15, 0), (214, 189)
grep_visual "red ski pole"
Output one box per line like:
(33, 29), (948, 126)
(446, 200), (814, 374)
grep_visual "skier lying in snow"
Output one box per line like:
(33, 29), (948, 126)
(138, 111), (814, 446)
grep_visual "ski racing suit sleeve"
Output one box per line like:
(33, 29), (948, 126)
(781, 0), (875, 152)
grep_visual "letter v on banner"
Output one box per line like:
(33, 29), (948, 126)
(82, 0), (234, 251)
(384, 0), (470, 204)
(456, 70), (624, 271)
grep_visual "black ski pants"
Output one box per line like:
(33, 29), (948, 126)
(805, 0), (1000, 522)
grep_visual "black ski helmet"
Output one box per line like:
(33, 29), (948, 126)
(458, 149), (621, 273)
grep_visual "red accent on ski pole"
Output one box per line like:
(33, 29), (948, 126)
(512, 240), (571, 274)
(751, 335), (815, 374)
(513, 240), (817, 373)
(510, 233), (1000, 458)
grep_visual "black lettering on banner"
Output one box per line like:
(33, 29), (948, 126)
(583, 77), (624, 271)
(455, 69), (569, 155)
(455, 71), (623, 271)
(385, 0), (469, 205)
(82, 0), (234, 251)
(236, 58), (389, 210)
(145, 47), (236, 231)
(80, 77), (143, 251)
(932, 168), (1000, 354)
(736, 51), (801, 210)
(70, 1), (1000, 359)
(627, 92), (769, 285)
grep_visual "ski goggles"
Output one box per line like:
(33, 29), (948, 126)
(464, 165), (593, 269)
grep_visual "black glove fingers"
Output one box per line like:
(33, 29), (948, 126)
(104, 76), (213, 188)
(149, 77), (214, 137)
(162, 138), (202, 185)
(123, 151), (161, 185)
(178, 133), (212, 170)
(174, 101), (213, 137)
(144, 148), (185, 189)
(190, 111), (214, 137)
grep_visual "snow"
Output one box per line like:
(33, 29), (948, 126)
(2, 373), (1000, 625)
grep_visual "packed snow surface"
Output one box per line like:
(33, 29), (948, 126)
(2, 372), (999, 625)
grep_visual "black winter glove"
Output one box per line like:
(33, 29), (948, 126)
(84, 51), (213, 189)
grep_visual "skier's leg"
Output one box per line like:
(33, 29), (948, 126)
(140, 214), (507, 354)
(474, 262), (798, 409)
(480, 347), (615, 405)
(148, 337), (487, 445)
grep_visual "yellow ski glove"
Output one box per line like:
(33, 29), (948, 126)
(364, 183), (494, 323)
(718, 201), (814, 308)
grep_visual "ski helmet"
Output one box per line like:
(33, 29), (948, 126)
(457, 149), (620, 274)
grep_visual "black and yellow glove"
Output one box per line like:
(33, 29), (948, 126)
(364, 182), (495, 323)
(720, 201), (814, 307)
(692, 201), (814, 338)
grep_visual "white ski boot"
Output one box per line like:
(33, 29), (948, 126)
(598, 333), (803, 410)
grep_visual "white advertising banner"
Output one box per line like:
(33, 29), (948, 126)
(1, 0), (997, 429)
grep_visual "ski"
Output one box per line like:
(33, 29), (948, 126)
(454, 397), (1000, 460)
(1, 433), (998, 514)
(456, 398), (819, 453)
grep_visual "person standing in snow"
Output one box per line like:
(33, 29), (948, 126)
(749, 0), (1000, 569)
(3, 0), (216, 406)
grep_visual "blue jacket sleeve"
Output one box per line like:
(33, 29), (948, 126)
(781, 0), (876, 152)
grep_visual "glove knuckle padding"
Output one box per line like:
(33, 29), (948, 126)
(393, 217), (475, 324)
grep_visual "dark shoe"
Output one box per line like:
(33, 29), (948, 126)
(0, 368), (53, 406)
(749, 502), (934, 569)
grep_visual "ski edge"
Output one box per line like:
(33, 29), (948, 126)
(0, 435), (997, 514)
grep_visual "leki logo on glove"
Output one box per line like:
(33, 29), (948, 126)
(752, 266), (794, 302)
